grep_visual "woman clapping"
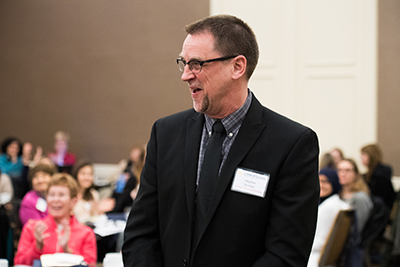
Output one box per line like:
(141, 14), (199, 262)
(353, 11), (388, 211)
(14, 173), (97, 267)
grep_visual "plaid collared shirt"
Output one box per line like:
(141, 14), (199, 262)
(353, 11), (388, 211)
(196, 90), (252, 185)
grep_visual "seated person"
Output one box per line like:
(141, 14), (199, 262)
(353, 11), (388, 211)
(14, 173), (97, 267)
(319, 152), (336, 170)
(338, 159), (373, 234)
(361, 144), (396, 211)
(0, 137), (30, 199)
(48, 131), (76, 174)
(19, 164), (56, 226)
(337, 158), (374, 264)
(110, 144), (144, 213)
(109, 172), (138, 214)
(0, 137), (24, 179)
(330, 147), (345, 169)
(72, 160), (114, 224)
(308, 168), (349, 267)
(113, 145), (144, 195)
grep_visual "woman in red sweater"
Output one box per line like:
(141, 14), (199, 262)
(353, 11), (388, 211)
(14, 173), (97, 267)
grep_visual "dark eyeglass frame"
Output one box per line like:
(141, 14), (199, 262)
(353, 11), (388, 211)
(176, 55), (238, 73)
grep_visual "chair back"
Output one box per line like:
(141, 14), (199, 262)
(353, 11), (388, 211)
(318, 209), (354, 267)
(360, 196), (390, 248)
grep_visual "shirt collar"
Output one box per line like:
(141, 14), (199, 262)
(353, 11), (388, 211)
(204, 89), (252, 137)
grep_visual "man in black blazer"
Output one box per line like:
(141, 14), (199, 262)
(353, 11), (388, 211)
(122, 15), (320, 267)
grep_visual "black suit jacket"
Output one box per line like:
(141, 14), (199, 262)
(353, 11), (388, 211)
(122, 96), (320, 267)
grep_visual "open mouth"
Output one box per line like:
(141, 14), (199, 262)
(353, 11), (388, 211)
(190, 85), (202, 94)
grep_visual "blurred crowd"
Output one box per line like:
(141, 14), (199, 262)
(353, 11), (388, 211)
(0, 131), (145, 266)
(309, 145), (399, 267)
(1, 130), (399, 267)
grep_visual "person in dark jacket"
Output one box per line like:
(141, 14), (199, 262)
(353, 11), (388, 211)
(361, 144), (396, 211)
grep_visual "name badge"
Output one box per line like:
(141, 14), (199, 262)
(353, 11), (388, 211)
(36, 197), (47, 212)
(231, 168), (270, 198)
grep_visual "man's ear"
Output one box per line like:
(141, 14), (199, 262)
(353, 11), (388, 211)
(232, 55), (247, 80)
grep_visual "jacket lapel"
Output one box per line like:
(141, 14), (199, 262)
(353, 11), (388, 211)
(199, 96), (267, 238)
(184, 112), (204, 220)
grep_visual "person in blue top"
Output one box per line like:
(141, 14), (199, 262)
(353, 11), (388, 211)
(0, 137), (41, 199)
(0, 138), (24, 178)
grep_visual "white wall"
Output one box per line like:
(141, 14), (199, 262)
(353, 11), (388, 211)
(210, 0), (377, 170)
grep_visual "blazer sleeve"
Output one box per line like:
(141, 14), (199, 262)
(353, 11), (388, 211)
(122, 123), (163, 267)
(78, 227), (97, 267)
(253, 129), (320, 267)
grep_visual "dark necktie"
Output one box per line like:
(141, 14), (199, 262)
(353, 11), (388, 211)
(194, 120), (225, 239)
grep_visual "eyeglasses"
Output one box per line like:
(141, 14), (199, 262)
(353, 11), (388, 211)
(176, 55), (238, 74)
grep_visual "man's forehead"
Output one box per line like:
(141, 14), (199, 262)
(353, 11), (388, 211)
(180, 32), (217, 59)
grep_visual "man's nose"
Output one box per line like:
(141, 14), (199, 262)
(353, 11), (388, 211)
(181, 65), (195, 81)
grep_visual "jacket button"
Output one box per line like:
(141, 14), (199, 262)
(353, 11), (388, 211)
(183, 259), (188, 267)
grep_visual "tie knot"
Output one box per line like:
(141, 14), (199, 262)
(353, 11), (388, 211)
(212, 120), (225, 135)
